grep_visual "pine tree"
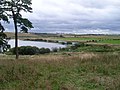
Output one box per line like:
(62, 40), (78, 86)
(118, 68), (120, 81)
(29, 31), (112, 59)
(1, 0), (33, 59)
(0, 0), (10, 53)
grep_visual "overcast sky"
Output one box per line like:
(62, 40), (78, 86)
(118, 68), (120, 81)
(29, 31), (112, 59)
(22, 0), (120, 34)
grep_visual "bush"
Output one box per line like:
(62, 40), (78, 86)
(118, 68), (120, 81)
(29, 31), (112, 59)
(55, 41), (59, 43)
(39, 48), (50, 54)
(8, 46), (51, 55)
(66, 41), (72, 45)
(59, 47), (69, 51)
(60, 42), (66, 45)
(52, 48), (58, 52)
(68, 43), (85, 50)
(43, 40), (47, 42)
(19, 46), (40, 55)
(17, 46), (39, 55)
(47, 40), (54, 42)
(74, 42), (85, 47)
(70, 46), (78, 50)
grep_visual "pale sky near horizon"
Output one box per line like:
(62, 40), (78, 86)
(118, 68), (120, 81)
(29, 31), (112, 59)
(21, 0), (120, 34)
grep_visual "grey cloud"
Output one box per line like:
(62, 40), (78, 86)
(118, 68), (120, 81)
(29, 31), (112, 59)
(14, 0), (120, 34)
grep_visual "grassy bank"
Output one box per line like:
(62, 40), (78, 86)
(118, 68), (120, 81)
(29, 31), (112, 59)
(0, 52), (120, 90)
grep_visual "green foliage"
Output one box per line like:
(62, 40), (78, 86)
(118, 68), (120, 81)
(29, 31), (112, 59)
(0, 1), (9, 23)
(66, 41), (72, 45)
(52, 48), (58, 52)
(0, 4), (10, 53)
(8, 46), (51, 55)
(19, 46), (40, 55)
(59, 47), (69, 51)
(39, 48), (50, 54)
(70, 45), (78, 50)
(59, 42), (120, 52)
(20, 26), (28, 33)
(70, 42), (85, 50)
(9, 46), (39, 55)
(0, 39), (10, 53)
(19, 18), (33, 28)
(0, 32), (7, 38)
(74, 42), (85, 47)
(2, 0), (34, 32)
(60, 42), (66, 45)
(1, 0), (33, 58)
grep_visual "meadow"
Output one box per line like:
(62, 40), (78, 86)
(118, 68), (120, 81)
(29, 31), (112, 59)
(0, 52), (120, 90)
(2, 32), (120, 90)
(52, 35), (120, 45)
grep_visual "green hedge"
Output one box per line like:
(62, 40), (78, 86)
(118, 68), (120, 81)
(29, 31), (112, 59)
(8, 46), (51, 55)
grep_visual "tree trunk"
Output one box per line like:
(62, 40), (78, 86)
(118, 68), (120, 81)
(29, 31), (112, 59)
(12, 10), (19, 59)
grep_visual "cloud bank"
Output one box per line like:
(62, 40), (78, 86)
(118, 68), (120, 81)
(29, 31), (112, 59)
(21, 0), (120, 34)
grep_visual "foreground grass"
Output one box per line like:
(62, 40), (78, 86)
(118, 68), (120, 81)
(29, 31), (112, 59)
(0, 52), (120, 90)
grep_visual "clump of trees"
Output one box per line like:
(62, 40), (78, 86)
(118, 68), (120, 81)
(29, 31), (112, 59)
(8, 46), (51, 55)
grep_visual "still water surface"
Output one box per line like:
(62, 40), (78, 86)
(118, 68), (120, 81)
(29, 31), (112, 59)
(8, 39), (66, 49)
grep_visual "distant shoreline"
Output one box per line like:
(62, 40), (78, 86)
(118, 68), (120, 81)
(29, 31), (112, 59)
(5, 31), (120, 36)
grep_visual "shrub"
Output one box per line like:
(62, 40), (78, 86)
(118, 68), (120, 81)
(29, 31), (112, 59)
(38, 39), (44, 41)
(74, 43), (80, 47)
(47, 40), (54, 42)
(43, 40), (47, 42)
(9, 48), (16, 55)
(70, 45), (77, 50)
(39, 48), (50, 54)
(66, 41), (72, 45)
(8, 46), (51, 55)
(19, 46), (40, 55)
(9, 46), (40, 55)
(59, 47), (68, 51)
(55, 41), (59, 43)
(59, 35), (64, 37)
(60, 42), (66, 45)
(52, 47), (58, 52)
(73, 43), (85, 48)
(45, 48), (51, 53)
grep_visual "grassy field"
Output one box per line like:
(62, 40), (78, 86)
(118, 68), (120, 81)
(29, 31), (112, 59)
(3, 32), (120, 90)
(5, 32), (120, 45)
(52, 36), (120, 45)
(98, 39), (120, 44)
(5, 32), (40, 39)
(0, 52), (120, 90)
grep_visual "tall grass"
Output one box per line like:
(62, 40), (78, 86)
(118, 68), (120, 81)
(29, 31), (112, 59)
(0, 52), (120, 90)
